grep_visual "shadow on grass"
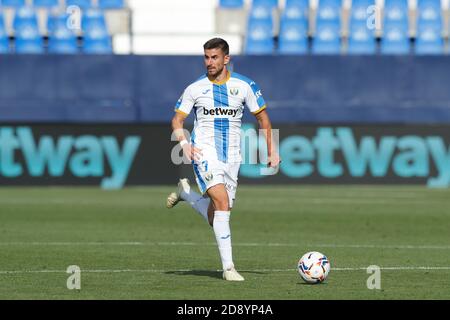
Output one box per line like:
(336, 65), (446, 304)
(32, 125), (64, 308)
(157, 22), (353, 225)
(165, 270), (222, 279)
(297, 282), (328, 286)
(165, 270), (268, 279)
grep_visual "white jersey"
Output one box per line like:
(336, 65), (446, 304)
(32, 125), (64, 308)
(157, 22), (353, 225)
(174, 71), (266, 163)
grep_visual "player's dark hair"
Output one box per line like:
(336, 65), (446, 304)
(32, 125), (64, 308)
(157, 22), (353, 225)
(203, 38), (229, 55)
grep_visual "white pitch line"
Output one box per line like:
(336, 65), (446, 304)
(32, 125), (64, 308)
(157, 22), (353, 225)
(1, 266), (450, 275)
(0, 242), (450, 250)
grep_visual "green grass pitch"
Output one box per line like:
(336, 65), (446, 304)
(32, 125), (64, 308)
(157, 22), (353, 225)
(0, 185), (449, 300)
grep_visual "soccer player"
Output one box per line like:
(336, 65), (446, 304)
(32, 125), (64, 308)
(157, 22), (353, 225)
(167, 38), (280, 281)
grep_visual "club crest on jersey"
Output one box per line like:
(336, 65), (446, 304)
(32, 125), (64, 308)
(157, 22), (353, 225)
(229, 87), (239, 96)
(205, 173), (213, 181)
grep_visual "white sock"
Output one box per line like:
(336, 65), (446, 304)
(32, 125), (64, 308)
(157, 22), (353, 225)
(213, 211), (234, 271)
(180, 188), (209, 223)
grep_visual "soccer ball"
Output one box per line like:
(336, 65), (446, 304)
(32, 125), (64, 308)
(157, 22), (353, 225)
(297, 251), (330, 284)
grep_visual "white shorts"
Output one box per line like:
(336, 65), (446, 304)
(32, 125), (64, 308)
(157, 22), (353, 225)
(192, 158), (240, 208)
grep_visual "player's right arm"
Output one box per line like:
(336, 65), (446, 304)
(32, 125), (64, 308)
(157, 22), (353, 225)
(171, 87), (202, 161)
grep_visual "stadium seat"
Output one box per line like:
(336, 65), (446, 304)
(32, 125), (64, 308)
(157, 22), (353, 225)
(48, 15), (78, 53)
(350, 0), (375, 23)
(380, 0), (409, 54)
(48, 36), (79, 54)
(383, 0), (409, 24)
(251, 0), (279, 9)
(65, 0), (92, 9)
(1, 0), (25, 7)
(245, 18), (274, 54)
(249, 2), (273, 20)
(347, 0), (376, 54)
(417, 0), (441, 18)
(33, 0), (59, 8)
(380, 22), (410, 54)
(316, 0), (341, 22)
(81, 9), (111, 54)
(14, 27), (44, 54)
(98, 0), (124, 9)
(347, 22), (376, 54)
(312, 19), (341, 54)
(415, 0), (443, 54)
(219, 0), (244, 8)
(0, 36), (9, 53)
(83, 36), (112, 53)
(278, 16), (308, 54)
(13, 6), (39, 34)
(0, 16), (9, 53)
(283, 0), (309, 20)
(415, 20), (444, 54)
(82, 8), (107, 31)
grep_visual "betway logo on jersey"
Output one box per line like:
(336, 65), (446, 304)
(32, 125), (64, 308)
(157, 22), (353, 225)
(203, 107), (239, 117)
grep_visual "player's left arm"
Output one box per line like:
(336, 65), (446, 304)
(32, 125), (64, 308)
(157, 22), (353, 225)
(254, 109), (281, 168)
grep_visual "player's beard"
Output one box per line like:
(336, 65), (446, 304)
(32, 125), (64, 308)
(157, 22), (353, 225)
(208, 65), (224, 79)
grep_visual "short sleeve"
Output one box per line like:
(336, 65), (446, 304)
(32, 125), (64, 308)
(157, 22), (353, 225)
(174, 86), (195, 116)
(245, 80), (266, 115)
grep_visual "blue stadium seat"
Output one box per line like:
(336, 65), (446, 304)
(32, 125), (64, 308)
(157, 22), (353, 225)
(33, 0), (59, 8)
(98, 0), (124, 9)
(415, 0), (443, 54)
(384, 0), (408, 24)
(249, 3), (273, 20)
(48, 15), (78, 54)
(81, 9), (111, 54)
(1, 0), (25, 7)
(219, 0), (244, 8)
(0, 16), (9, 53)
(82, 36), (112, 54)
(350, 0), (375, 23)
(380, 0), (409, 54)
(283, 0), (309, 20)
(348, 0), (376, 54)
(347, 21), (376, 54)
(417, 0), (441, 18)
(48, 36), (79, 54)
(380, 22), (410, 54)
(278, 17), (308, 54)
(13, 6), (39, 33)
(65, 0), (92, 9)
(0, 36), (9, 53)
(252, 0), (278, 9)
(316, 0), (341, 22)
(415, 21), (444, 54)
(47, 13), (66, 33)
(14, 25), (44, 54)
(82, 8), (107, 32)
(245, 18), (274, 54)
(312, 19), (341, 54)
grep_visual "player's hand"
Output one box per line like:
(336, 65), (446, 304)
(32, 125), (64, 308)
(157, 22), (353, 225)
(182, 143), (202, 162)
(267, 153), (281, 168)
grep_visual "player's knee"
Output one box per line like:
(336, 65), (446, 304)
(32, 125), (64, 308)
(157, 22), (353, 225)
(214, 199), (229, 211)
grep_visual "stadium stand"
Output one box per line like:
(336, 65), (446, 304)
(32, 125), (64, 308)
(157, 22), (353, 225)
(346, 0), (377, 54)
(47, 14), (78, 53)
(311, 0), (342, 53)
(415, 0), (445, 54)
(244, 1), (275, 53)
(219, 0), (245, 8)
(0, 0), (449, 54)
(380, 0), (411, 54)
(0, 13), (9, 53)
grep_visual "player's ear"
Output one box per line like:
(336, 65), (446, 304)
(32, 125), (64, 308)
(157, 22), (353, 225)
(224, 55), (230, 65)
